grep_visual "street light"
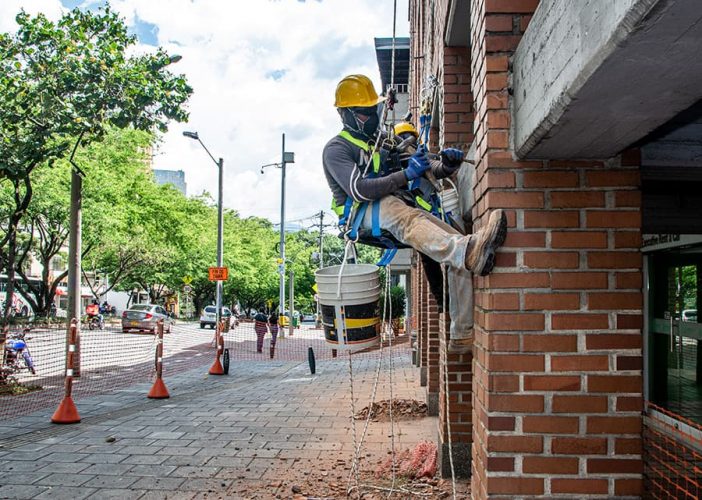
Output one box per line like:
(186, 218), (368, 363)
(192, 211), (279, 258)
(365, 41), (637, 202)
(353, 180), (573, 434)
(260, 133), (294, 334)
(183, 131), (225, 327)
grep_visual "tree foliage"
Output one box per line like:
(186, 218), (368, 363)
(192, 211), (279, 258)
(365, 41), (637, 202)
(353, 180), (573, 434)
(0, 5), (192, 320)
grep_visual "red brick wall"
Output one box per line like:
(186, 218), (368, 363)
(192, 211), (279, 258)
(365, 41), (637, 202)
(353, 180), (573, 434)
(469, 0), (644, 497)
(441, 46), (474, 150)
(426, 282), (441, 402)
(409, 0), (478, 476)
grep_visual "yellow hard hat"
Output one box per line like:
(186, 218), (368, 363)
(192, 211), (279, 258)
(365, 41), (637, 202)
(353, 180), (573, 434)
(334, 75), (385, 108)
(394, 122), (419, 138)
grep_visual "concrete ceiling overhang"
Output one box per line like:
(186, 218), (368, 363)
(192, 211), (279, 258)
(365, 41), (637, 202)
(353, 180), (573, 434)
(512, 0), (702, 159)
(445, 0), (471, 47)
(375, 37), (410, 91)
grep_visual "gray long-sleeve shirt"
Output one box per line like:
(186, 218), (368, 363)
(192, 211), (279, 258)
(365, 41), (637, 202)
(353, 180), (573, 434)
(322, 132), (453, 208)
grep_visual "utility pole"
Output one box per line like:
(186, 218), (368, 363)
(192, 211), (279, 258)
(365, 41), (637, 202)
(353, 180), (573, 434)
(316, 210), (324, 325)
(279, 134), (287, 326)
(261, 133), (294, 334)
(289, 269), (294, 338)
(67, 169), (82, 376)
(67, 134), (85, 377)
(216, 157), (224, 326)
(318, 210), (324, 269)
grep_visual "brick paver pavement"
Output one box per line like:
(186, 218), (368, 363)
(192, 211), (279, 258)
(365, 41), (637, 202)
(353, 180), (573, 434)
(0, 342), (469, 499)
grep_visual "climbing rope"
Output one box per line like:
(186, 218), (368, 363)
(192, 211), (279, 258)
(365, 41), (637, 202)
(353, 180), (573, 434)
(441, 263), (458, 500)
(385, 265), (397, 496)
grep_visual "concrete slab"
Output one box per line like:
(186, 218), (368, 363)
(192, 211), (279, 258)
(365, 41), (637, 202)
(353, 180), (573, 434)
(513, 0), (702, 158)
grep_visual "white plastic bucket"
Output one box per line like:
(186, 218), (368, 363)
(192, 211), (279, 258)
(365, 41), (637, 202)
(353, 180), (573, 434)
(315, 264), (381, 351)
(440, 188), (460, 215)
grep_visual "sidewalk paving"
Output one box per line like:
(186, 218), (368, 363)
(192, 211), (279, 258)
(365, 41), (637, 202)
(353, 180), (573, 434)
(0, 345), (469, 499)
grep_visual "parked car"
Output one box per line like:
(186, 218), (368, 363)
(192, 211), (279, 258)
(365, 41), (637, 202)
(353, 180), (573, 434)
(682, 309), (698, 322)
(279, 310), (301, 328)
(122, 304), (173, 334)
(199, 306), (232, 329)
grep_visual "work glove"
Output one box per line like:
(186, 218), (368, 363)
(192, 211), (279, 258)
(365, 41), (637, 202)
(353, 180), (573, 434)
(404, 144), (430, 181)
(440, 148), (464, 172)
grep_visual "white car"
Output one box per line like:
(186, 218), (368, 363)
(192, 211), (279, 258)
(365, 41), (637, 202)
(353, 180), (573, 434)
(199, 306), (232, 329)
(682, 309), (697, 322)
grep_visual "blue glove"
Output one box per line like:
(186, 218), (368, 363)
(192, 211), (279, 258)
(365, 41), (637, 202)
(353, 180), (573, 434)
(440, 148), (464, 171)
(404, 145), (430, 181)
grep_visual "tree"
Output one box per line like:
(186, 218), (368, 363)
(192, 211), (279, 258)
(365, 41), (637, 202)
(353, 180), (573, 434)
(1, 158), (71, 316)
(320, 233), (381, 268)
(0, 127), (158, 316)
(224, 216), (279, 315)
(0, 6), (192, 321)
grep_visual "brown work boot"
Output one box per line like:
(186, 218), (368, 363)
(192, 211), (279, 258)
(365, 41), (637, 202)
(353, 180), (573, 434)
(465, 209), (507, 276)
(448, 337), (473, 354)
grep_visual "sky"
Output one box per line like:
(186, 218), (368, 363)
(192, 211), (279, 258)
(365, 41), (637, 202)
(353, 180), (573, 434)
(0, 0), (410, 229)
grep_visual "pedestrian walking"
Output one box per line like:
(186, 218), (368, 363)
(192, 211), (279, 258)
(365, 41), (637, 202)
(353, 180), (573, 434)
(253, 311), (269, 353)
(268, 313), (279, 359)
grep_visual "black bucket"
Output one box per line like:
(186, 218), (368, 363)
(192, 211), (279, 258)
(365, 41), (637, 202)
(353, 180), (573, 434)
(321, 302), (380, 350)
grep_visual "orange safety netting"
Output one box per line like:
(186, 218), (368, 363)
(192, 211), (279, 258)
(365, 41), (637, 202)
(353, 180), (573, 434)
(644, 402), (702, 499)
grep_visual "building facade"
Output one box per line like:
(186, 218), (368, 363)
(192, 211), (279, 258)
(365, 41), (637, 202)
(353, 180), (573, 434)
(409, 0), (702, 498)
(153, 168), (187, 195)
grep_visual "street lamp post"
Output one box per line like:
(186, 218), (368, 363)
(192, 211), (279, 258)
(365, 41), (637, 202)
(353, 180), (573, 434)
(183, 131), (224, 326)
(260, 133), (294, 333)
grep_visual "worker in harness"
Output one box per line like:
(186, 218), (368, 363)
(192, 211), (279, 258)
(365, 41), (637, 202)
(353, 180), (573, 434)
(322, 74), (507, 353)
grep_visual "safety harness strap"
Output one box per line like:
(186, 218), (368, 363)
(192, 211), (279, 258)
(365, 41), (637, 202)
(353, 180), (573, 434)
(334, 131), (401, 267)
(371, 201), (382, 238)
(347, 202), (369, 242)
(338, 130), (380, 174)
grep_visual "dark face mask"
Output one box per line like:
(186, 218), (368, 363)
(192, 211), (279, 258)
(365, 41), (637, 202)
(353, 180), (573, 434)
(341, 107), (380, 137)
(361, 111), (379, 136)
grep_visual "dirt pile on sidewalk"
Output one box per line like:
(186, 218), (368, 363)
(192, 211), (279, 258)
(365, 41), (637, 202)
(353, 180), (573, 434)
(354, 399), (427, 422)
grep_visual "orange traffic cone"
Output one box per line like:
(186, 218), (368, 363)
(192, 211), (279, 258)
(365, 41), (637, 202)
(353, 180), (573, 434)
(147, 377), (170, 399)
(209, 321), (225, 375)
(209, 356), (224, 375)
(51, 396), (81, 424)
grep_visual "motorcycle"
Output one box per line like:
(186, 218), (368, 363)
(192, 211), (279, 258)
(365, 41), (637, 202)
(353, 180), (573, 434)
(87, 314), (105, 330)
(2, 330), (36, 376)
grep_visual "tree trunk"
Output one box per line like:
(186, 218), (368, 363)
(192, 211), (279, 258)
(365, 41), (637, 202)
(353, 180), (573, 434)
(3, 226), (17, 324)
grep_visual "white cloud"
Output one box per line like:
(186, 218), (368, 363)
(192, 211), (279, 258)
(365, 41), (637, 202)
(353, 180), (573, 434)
(0, 0), (409, 224)
(0, 0), (64, 32)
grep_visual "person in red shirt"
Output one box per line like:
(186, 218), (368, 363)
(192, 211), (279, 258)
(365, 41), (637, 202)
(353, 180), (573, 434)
(86, 300), (103, 327)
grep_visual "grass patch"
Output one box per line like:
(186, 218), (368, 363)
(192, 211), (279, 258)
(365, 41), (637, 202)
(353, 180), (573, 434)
(0, 380), (43, 397)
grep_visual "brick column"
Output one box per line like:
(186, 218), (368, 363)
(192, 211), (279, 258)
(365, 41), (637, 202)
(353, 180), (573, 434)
(469, 1), (644, 497)
(439, 311), (474, 478)
(418, 258), (429, 386)
(411, 257), (421, 367)
(425, 282), (441, 416)
(437, 43), (476, 479)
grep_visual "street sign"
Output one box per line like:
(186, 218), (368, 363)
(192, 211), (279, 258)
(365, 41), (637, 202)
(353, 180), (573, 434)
(182, 275), (193, 285)
(208, 267), (229, 281)
(312, 283), (318, 293)
(183, 285), (192, 293)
